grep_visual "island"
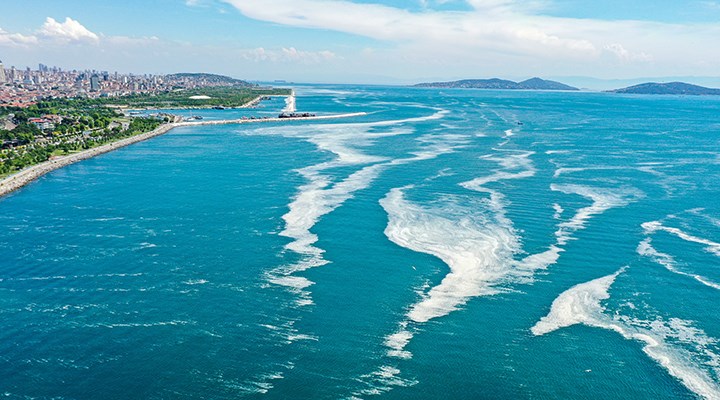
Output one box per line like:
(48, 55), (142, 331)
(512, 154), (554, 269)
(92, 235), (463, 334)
(414, 77), (579, 91)
(608, 82), (720, 95)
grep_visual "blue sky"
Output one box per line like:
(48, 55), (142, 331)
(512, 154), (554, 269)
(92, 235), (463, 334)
(1, 0), (720, 85)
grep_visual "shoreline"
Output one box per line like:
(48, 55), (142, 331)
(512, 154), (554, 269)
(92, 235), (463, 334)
(0, 112), (367, 199)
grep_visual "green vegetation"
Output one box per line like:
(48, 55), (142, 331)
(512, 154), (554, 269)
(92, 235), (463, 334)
(0, 114), (161, 176)
(165, 73), (253, 86)
(0, 86), (289, 177)
(1, 99), (165, 176)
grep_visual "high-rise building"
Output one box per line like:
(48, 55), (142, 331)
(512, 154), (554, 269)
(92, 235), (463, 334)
(90, 74), (100, 91)
(0, 60), (6, 84)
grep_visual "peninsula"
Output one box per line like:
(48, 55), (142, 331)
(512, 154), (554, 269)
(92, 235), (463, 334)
(414, 77), (579, 91)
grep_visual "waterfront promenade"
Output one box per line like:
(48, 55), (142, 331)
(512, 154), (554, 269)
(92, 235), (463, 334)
(0, 111), (366, 198)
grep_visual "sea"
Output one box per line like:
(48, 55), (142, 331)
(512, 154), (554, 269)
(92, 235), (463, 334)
(1, 85), (719, 399)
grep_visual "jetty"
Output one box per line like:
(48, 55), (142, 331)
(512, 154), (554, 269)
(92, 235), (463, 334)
(0, 111), (367, 198)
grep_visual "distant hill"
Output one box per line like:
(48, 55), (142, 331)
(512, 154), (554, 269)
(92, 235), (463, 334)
(609, 82), (720, 95)
(414, 77), (579, 91)
(517, 77), (578, 91)
(166, 73), (254, 87)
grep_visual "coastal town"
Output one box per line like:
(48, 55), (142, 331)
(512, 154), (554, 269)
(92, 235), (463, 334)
(0, 60), (367, 196)
(0, 60), (295, 178)
(0, 60), (254, 107)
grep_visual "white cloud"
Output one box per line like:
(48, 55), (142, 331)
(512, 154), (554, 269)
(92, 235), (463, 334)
(603, 43), (652, 63)
(0, 27), (38, 46)
(38, 17), (99, 44)
(185, 0), (211, 7)
(0, 16), (342, 80)
(241, 47), (337, 63)
(1, 4), (719, 82)
(219, 0), (720, 77)
(219, 0), (599, 58)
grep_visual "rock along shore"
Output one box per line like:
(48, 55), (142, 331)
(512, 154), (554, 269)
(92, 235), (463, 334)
(0, 112), (367, 199)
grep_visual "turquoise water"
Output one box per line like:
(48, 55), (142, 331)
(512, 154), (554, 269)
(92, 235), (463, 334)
(1, 86), (720, 399)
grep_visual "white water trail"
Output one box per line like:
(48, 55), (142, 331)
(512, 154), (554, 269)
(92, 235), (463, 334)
(552, 184), (643, 246)
(256, 110), (461, 305)
(379, 150), (643, 362)
(689, 209), (720, 229)
(637, 238), (720, 290)
(642, 221), (720, 257)
(515, 184), (642, 273)
(366, 184), (519, 396)
(361, 124), (643, 395)
(376, 150), (535, 367)
(532, 268), (720, 400)
(531, 268), (625, 335)
(381, 186), (520, 325)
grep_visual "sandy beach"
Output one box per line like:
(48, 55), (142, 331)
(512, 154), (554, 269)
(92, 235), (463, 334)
(0, 111), (367, 198)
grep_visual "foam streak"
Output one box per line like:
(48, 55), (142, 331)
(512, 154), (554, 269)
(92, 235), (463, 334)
(533, 269), (720, 400)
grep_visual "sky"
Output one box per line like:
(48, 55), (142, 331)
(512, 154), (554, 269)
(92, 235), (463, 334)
(1, 0), (720, 87)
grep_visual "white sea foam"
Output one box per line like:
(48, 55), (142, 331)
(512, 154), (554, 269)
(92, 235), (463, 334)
(515, 245), (563, 275)
(552, 184), (642, 246)
(235, 361), (294, 396)
(381, 186), (520, 325)
(460, 151), (536, 191)
(378, 151), (640, 359)
(384, 328), (414, 359)
(255, 109), (460, 305)
(552, 166), (628, 178)
(533, 269), (720, 400)
(515, 184), (640, 273)
(260, 320), (318, 344)
(531, 268), (624, 335)
(687, 208), (719, 225)
(352, 365), (418, 397)
(638, 238), (720, 290)
(553, 167), (587, 178)
(258, 111), (464, 397)
(642, 221), (720, 257)
(183, 279), (209, 286)
(90, 320), (191, 329)
(463, 155), (629, 276)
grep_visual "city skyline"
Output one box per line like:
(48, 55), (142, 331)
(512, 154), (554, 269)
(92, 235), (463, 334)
(1, 1), (720, 87)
